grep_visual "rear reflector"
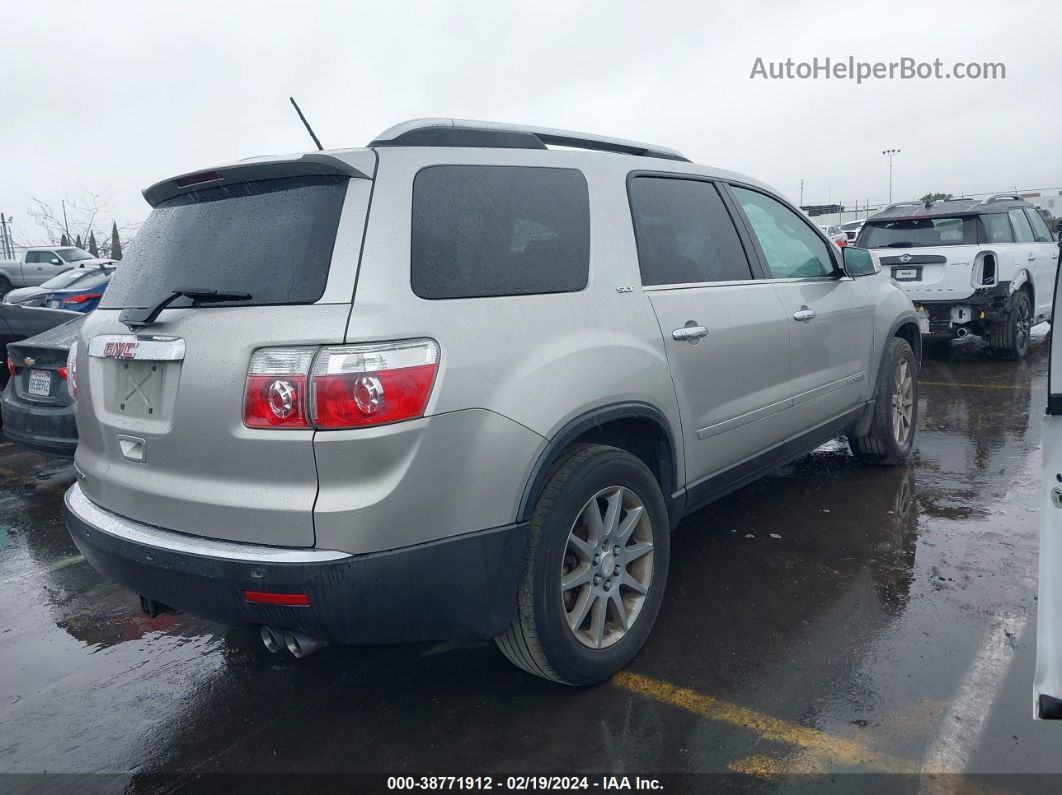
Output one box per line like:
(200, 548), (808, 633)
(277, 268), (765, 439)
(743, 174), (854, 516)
(243, 591), (310, 607)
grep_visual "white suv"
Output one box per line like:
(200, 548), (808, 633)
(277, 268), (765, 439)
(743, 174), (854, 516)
(857, 195), (1059, 358)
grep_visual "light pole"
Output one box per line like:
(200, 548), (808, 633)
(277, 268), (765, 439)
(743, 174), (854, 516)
(882, 149), (901, 204)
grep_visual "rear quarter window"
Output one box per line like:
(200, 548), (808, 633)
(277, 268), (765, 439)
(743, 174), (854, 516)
(411, 166), (590, 299)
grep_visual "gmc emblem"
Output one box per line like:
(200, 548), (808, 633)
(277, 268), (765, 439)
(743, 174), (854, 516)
(102, 341), (138, 359)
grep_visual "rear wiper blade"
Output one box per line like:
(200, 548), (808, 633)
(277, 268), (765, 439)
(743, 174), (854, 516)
(119, 288), (252, 330)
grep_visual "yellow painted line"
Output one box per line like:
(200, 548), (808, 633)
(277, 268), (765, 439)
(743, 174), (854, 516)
(920, 380), (1028, 390)
(612, 671), (916, 774)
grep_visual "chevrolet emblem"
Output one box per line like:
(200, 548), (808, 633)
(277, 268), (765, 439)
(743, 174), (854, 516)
(23, 357), (35, 367)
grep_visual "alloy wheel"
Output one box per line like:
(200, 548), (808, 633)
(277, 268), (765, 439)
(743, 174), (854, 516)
(560, 486), (654, 649)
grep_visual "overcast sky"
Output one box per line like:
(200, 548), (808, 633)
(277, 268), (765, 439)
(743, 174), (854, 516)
(2, 0), (1060, 245)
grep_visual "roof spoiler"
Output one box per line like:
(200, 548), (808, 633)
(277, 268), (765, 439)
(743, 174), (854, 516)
(981, 193), (1024, 204)
(369, 118), (691, 162)
(880, 201), (927, 213)
(142, 151), (373, 207)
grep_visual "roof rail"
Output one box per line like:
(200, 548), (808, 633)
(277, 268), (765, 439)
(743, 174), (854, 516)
(881, 201), (926, 213)
(981, 193), (1024, 204)
(369, 118), (691, 162)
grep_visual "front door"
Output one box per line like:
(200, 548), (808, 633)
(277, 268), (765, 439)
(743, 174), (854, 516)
(628, 175), (792, 488)
(727, 185), (875, 435)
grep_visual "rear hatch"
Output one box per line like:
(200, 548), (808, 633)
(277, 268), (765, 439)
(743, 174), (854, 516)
(73, 152), (375, 547)
(858, 214), (982, 302)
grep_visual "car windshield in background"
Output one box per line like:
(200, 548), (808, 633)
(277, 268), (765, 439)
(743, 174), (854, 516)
(41, 269), (107, 290)
(55, 248), (94, 262)
(859, 216), (976, 248)
(99, 175), (348, 310)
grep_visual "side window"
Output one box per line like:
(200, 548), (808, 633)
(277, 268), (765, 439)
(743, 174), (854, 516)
(628, 177), (753, 286)
(982, 214), (1013, 243)
(24, 251), (42, 264)
(1025, 208), (1053, 243)
(730, 187), (834, 278)
(411, 166), (589, 300)
(1008, 208), (1035, 243)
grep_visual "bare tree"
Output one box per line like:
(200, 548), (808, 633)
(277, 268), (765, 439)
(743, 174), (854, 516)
(18, 189), (138, 258)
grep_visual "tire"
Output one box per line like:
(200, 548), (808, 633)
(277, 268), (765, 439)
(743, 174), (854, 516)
(0, 276), (11, 298)
(988, 290), (1032, 360)
(495, 444), (670, 685)
(850, 337), (918, 466)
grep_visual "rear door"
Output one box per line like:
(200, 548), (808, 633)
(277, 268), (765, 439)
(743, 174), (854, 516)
(628, 175), (791, 486)
(727, 185), (874, 434)
(1023, 208), (1059, 319)
(73, 157), (374, 547)
(1036, 262), (1062, 718)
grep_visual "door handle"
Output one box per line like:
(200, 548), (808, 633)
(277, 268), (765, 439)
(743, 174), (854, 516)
(672, 325), (709, 341)
(1029, 254), (1038, 261)
(793, 308), (817, 322)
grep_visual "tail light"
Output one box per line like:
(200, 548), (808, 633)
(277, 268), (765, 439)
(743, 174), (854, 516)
(243, 340), (439, 430)
(243, 347), (317, 429)
(5, 356), (14, 380)
(311, 340), (439, 428)
(57, 367), (68, 381)
(66, 345), (78, 400)
(62, 293), (103, 305)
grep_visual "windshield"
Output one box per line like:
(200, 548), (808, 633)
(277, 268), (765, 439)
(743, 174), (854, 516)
(100, 175), (348, 310)
(55, 247), (94, 262)
(858, 216), (976, 248)
(41, 268), (107, 290)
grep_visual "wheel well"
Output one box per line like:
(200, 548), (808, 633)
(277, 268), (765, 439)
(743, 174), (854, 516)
(894, 321), (922, 364)
(520, 411), (677, 523)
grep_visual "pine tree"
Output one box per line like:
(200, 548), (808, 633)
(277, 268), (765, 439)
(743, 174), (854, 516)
(60, 233), (70, 246)
(110, 222), (123, 260)
(76, 234), (83, 249)
(88, 231), (99, 257)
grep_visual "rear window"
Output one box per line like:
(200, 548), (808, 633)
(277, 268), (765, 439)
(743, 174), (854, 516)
(858, 216), (976, 248)
(100, 176), (348, 309)
(53, 271), (111, 291)
(411, 166), (590, 299)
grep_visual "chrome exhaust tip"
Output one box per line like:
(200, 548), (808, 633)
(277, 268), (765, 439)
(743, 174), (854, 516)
(284, 630), (329, 659)
(955, 327), (970, 338)
(259, 625), (283, 653)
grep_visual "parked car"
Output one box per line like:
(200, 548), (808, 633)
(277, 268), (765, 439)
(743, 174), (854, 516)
(2, 316), (84, 457)
(1036, 236), (1062, 719)
(0, 247), (111, 296)
(0, 304), (81, 395)
(857, 194), (1058, 358)
(818, 224), (848, 247)
(840, 220), (864, 244)
(63, 118), (921, 684)
(5, 264), (116, 307)
(44, 268), (114, 313)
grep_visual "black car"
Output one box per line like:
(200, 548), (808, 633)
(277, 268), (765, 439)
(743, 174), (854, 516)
(1, 308), (82, 456)
(0, 304), (80, 393)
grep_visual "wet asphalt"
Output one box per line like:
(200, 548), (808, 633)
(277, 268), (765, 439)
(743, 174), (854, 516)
(0, 331), (1059, 791)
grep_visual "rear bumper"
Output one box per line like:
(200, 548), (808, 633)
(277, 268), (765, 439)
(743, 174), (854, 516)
(910, 283), (1013, 334)
(63, 483), (529, 644)
(0, 390), (77, 458)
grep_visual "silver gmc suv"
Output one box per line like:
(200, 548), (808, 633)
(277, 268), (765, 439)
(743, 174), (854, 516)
(64, 119), (921, 684)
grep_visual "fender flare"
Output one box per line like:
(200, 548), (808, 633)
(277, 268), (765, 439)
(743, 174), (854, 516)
(516, 402), (680, 525)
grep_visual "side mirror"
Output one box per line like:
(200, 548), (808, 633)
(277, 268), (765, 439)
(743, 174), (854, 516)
(50, 258), (61, 265)
(842, 246), (879, 277)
